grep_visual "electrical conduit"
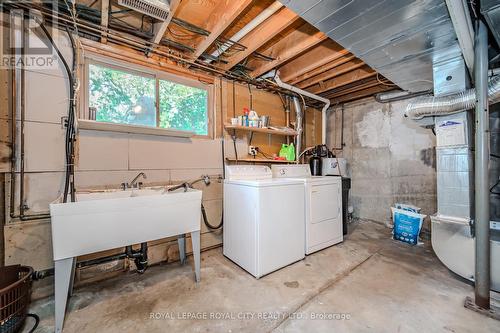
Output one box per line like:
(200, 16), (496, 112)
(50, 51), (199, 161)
(206, 2), (284, 62)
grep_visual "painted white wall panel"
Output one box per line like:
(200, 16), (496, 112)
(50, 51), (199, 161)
(75, 169), (170, 189)
(170, 168), (222, 181)
(24, 172), (64, 212)
(25, 70), (69, 124)
(128, 136), (222, 170)
(25, 28), (73, 79)
(77, 130), (129, 171)
(24, 121), (66, 172)
(10, 172), (64, 215)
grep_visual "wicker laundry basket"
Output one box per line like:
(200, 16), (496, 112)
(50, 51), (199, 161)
(0, 265), (38, 333)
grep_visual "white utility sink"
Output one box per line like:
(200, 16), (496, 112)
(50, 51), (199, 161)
(49, 186), (203, 333)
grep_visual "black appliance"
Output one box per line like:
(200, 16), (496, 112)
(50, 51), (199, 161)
(309, 156), (322, 176)
(341, 177), (351, 235)
(309, 145), (330, 176)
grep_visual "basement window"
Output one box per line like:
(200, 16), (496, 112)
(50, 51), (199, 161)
(88, 63), (157, 127)
(159, 79), (208, 135)
(84, 58), (210, 136)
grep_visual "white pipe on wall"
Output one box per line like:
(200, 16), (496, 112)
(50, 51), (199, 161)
(206, 2), (284, 62)
(275, 75), (331, 144)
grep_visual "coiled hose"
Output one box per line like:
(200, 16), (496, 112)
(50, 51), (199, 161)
(167, 177), (223, 230)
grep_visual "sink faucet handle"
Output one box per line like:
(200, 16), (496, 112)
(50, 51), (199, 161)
(121, 182), (128, 190)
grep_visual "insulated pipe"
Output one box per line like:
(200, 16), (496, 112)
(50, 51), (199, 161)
(404, 75), (500, 119)
(474, 20), (491, 310)
(206, 2), (284, 61)
(275, 75), (330, 144)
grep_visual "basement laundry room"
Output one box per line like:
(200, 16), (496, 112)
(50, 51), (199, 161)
(1, 0), (500, 332)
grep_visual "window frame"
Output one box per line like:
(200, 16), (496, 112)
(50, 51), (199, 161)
(82, 54), (214, 138)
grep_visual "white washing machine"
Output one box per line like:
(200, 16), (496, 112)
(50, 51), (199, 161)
(223, 165), (305, 278)
(272, 164), (343, 254)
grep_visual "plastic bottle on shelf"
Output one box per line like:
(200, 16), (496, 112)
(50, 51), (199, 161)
(243, 107), (250, 126)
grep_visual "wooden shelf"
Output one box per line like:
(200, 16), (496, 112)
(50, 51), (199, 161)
(225, 158), (296, 164)
(224, 124), (297, 136)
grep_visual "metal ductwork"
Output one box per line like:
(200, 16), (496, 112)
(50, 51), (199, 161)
(118, 0), (171, 21)
(279, 0), (463, 93)
(481, 0), (500, 47)
(405, 75), (500, 119)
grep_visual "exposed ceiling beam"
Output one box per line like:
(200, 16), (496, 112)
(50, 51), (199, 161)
(151, 0), (181, 51)
(278, 41), (349, 82)
(307, 65), (376, 95)
(331, 85), (389, 104)
(250, 27), (327, 78)
(288, 54), (355, 85)
(322, 79), (382, 99)
(100, 0), (109, 43)
(297, 59), (365, 89)
(193, 0), (254, 61)
(221, 7), (299, 71)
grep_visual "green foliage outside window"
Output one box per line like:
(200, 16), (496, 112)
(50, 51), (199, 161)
(89, 64), (156, 127)
(159, 80), (208, 135)
(88, 62), (209, 135)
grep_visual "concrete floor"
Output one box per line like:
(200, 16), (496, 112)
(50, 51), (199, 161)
(29, 220), (499, 333)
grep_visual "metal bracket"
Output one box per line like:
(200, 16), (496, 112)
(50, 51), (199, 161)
(469, 219), (475, 237)
(464, 296), (500, 321)
(61, 116), (68, 129)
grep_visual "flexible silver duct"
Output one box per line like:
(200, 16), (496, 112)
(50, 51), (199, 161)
(405, 75), (500, 119)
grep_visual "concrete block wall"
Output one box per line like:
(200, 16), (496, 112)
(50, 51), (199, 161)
(327, 97), (437, 226)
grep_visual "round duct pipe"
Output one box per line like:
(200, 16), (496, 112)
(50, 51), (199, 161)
(405, 75), (500, 119)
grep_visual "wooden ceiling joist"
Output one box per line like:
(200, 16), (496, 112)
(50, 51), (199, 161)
(192, 0), (254, 60)
(308, 65), (377, 95)
(322, 79), (382, 99)
(222, 7), (299, 71)
(250, 26), (328, 78)
(288, 54), (355, 85)
(100, 0), (109, 43)
(151, 0), (181, 50)
(277, 42), (349, 82)
(84, 0), (393, 103)
(332, 85), (390, 104)
(297, 58), (365, 89)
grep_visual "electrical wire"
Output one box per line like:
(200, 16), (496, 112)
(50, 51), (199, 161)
(248, 83), (253, 110)
(168, 27), (197, 40)
(7, 2), (297, 99)
(376, 73), (397, 86)
(490, 178), (500, 195)
(37, 21), (77, 203)
(171, 18), (210, 36)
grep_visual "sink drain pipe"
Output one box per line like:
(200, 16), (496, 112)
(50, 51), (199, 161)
(126, 243), (148, 274)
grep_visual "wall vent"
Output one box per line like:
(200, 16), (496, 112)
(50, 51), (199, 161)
(117, 0), (170, 21)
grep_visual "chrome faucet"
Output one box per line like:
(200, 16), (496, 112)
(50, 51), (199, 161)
(121, 172), (147, 190)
